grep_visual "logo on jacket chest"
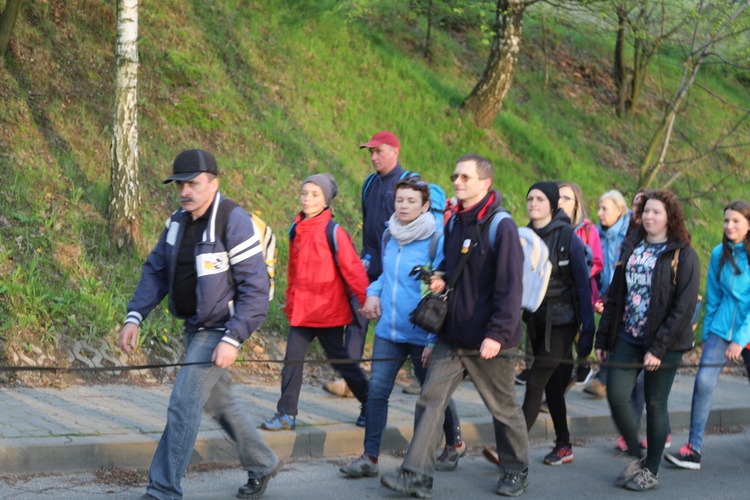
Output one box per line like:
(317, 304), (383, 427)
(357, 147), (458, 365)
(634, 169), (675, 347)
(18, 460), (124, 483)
(197, 252), (230, 277)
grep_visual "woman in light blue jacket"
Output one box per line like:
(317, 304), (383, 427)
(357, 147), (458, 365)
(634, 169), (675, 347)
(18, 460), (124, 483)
(666, 200), (750, 471)
(340, 177), (463, 478)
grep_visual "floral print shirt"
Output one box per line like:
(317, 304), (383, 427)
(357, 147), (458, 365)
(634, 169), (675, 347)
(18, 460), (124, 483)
(620, 240), (668, 343)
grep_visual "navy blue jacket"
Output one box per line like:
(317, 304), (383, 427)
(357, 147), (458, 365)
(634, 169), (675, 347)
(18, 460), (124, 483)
(438, 191), (524, 350)
(361, 163), (411, 281)
(125, 192), (270, 345)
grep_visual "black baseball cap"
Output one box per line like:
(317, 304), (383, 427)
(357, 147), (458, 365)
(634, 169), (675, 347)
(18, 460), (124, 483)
(163, 149), (218, 184)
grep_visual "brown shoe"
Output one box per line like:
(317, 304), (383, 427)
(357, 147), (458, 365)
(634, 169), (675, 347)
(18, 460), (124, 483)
(402, 378), (421, 395)
(323, 378), (354, 398)
(482, 446), (500, 465)
(583, 379), (606, 399)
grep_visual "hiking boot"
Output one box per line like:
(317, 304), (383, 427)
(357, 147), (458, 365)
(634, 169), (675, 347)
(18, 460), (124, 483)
(543, 442), (573, 465)
(403, 378), (422, 395)
(495, 468), (529, 497)
(640, 433), (671, 449)
(340, 454), (379, 478)
(664, 443), (701, 470)
(615, 436), (629, 452)
(625, 467), (659, 491)
(482, 446), (500, 465)
(238, 461), (282, 499)
(614, 457), (643, 487)
(514, 369), (530, 386)
(435, 441), (467, 471)
(323, 378), (354, 398)
(355, 405), (366, 427)
(260, 412), (296, 431)
(380, 468), (433, 499)
(583, 379), (606, 399)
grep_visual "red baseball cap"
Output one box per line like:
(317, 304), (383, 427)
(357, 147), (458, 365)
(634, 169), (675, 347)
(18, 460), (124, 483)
(359, 130), (400, 150)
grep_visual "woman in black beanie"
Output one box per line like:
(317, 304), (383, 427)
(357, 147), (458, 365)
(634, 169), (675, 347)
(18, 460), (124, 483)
(521, 181), (596, 466)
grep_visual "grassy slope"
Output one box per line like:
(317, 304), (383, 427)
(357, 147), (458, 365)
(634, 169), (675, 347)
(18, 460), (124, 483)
(0, 0), (748, 370)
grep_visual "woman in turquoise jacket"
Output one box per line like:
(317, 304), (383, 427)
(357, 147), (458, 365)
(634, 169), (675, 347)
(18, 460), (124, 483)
(666, 199), (750, 471)
(340, 177), (463, 478)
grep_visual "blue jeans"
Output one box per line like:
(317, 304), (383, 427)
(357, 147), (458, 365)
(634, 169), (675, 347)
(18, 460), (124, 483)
(364, 336), (461, 457)
(278, 326), (368, 414)
(147, 330), (279, 500)
(688, 333), (750, 453)
(607, 338), (681, 475)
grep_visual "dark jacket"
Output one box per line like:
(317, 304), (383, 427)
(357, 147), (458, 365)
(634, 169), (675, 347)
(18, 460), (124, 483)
(595, 233), (700, 359)
(526, 210), (596, 357)
(125, 192), (270, 345)
(438, 190), (524, 350)
(361, 163), (411, 280)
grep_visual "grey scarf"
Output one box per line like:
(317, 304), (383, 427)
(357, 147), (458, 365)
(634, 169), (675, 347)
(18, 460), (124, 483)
(387, 212), (436, 246)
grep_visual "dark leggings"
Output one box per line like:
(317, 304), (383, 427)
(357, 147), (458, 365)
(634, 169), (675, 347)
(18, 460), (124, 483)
(522, 323), (578, 444)
(277, 326), (369, 415)
(607, 337), (681, 474)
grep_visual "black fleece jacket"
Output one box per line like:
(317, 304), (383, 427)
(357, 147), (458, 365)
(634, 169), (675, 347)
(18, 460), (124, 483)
(438, 190), (524, 350)
(595, 233), (700, 359)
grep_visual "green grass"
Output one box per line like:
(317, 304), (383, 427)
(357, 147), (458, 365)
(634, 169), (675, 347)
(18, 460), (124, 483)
(0, 0), (748, 359)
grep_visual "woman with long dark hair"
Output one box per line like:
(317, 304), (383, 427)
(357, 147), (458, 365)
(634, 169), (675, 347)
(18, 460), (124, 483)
(665, 200), (750, 470)
(596, 190), (700, 491)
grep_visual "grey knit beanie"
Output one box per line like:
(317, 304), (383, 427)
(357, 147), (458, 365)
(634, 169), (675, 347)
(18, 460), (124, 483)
(302, 173), (338, 206)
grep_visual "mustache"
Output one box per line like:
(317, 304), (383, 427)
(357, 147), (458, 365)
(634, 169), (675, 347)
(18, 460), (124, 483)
(180, 197), (193, 203)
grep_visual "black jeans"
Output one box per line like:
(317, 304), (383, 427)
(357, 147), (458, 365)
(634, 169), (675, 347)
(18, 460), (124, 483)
(277, 326), (368, 415)
(607, 337), (681, 474)
(522, 322), (578, 444)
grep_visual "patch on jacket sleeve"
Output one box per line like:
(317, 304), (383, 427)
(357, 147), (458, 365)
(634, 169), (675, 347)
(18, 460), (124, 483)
(197, 251), (230, 277)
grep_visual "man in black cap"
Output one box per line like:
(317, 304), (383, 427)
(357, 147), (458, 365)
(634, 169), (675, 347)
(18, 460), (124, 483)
(118, 149), (280, 500)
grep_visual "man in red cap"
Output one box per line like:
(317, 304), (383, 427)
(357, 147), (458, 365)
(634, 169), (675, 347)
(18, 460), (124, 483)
(323, 131), (418, 402)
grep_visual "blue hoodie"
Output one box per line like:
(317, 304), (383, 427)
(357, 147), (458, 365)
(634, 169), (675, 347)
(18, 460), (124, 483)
(598, 211), (631, 296)
(367, 228), (444, 345)
(703, 242), (750, 347)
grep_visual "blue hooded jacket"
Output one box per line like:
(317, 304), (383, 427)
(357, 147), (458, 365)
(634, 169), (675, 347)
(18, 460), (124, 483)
(703, 242), (750, 347)
(367, 224), (444, 346)
(598, 211), (631, 296)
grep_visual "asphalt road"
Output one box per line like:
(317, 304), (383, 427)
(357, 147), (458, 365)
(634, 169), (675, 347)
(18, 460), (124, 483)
(1, 430), (747, 499)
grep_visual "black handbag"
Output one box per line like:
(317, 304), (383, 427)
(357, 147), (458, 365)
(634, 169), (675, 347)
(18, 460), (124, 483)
(409, 293), (448, 333)
(408, 227), (477, 333)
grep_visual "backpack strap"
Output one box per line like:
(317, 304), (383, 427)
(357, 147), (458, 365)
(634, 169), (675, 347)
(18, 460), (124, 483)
(671, 248), (681, 286)
(325, 219), (340, 267)
(361, 173), (378, 209)
(487, 210), (510, 248)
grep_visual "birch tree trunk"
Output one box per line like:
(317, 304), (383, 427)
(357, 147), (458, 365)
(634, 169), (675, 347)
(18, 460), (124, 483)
(460, 0), (525, 129)
(109, 0), (141, 250)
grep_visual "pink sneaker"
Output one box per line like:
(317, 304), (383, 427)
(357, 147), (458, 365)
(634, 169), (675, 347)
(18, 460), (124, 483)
(640, 433), (671, 449)
(615, 436), (629, 452)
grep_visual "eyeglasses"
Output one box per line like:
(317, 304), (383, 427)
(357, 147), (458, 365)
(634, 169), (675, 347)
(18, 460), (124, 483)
(450, 173), (476, 182)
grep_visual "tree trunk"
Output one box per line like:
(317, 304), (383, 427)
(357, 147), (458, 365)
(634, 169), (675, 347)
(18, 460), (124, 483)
(460, 0), (525, 129)
(424, 0), (433, 60)
(0, 0), (23, 57)
(614, 5), (629, 117)
(109, 0), (141, 250)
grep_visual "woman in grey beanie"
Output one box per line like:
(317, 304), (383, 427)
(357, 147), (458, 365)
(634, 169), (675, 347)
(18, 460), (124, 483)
(261, 173), (370, 431)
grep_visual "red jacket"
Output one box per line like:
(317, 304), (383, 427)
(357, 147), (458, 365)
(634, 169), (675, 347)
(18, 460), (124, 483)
(576, 218), (604, 305)
(284, 209), (368, 328)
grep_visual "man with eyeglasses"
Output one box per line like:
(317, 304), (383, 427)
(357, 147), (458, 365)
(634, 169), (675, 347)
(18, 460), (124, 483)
(381, 153), (530, 498)
(323, 130), (419, 402)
